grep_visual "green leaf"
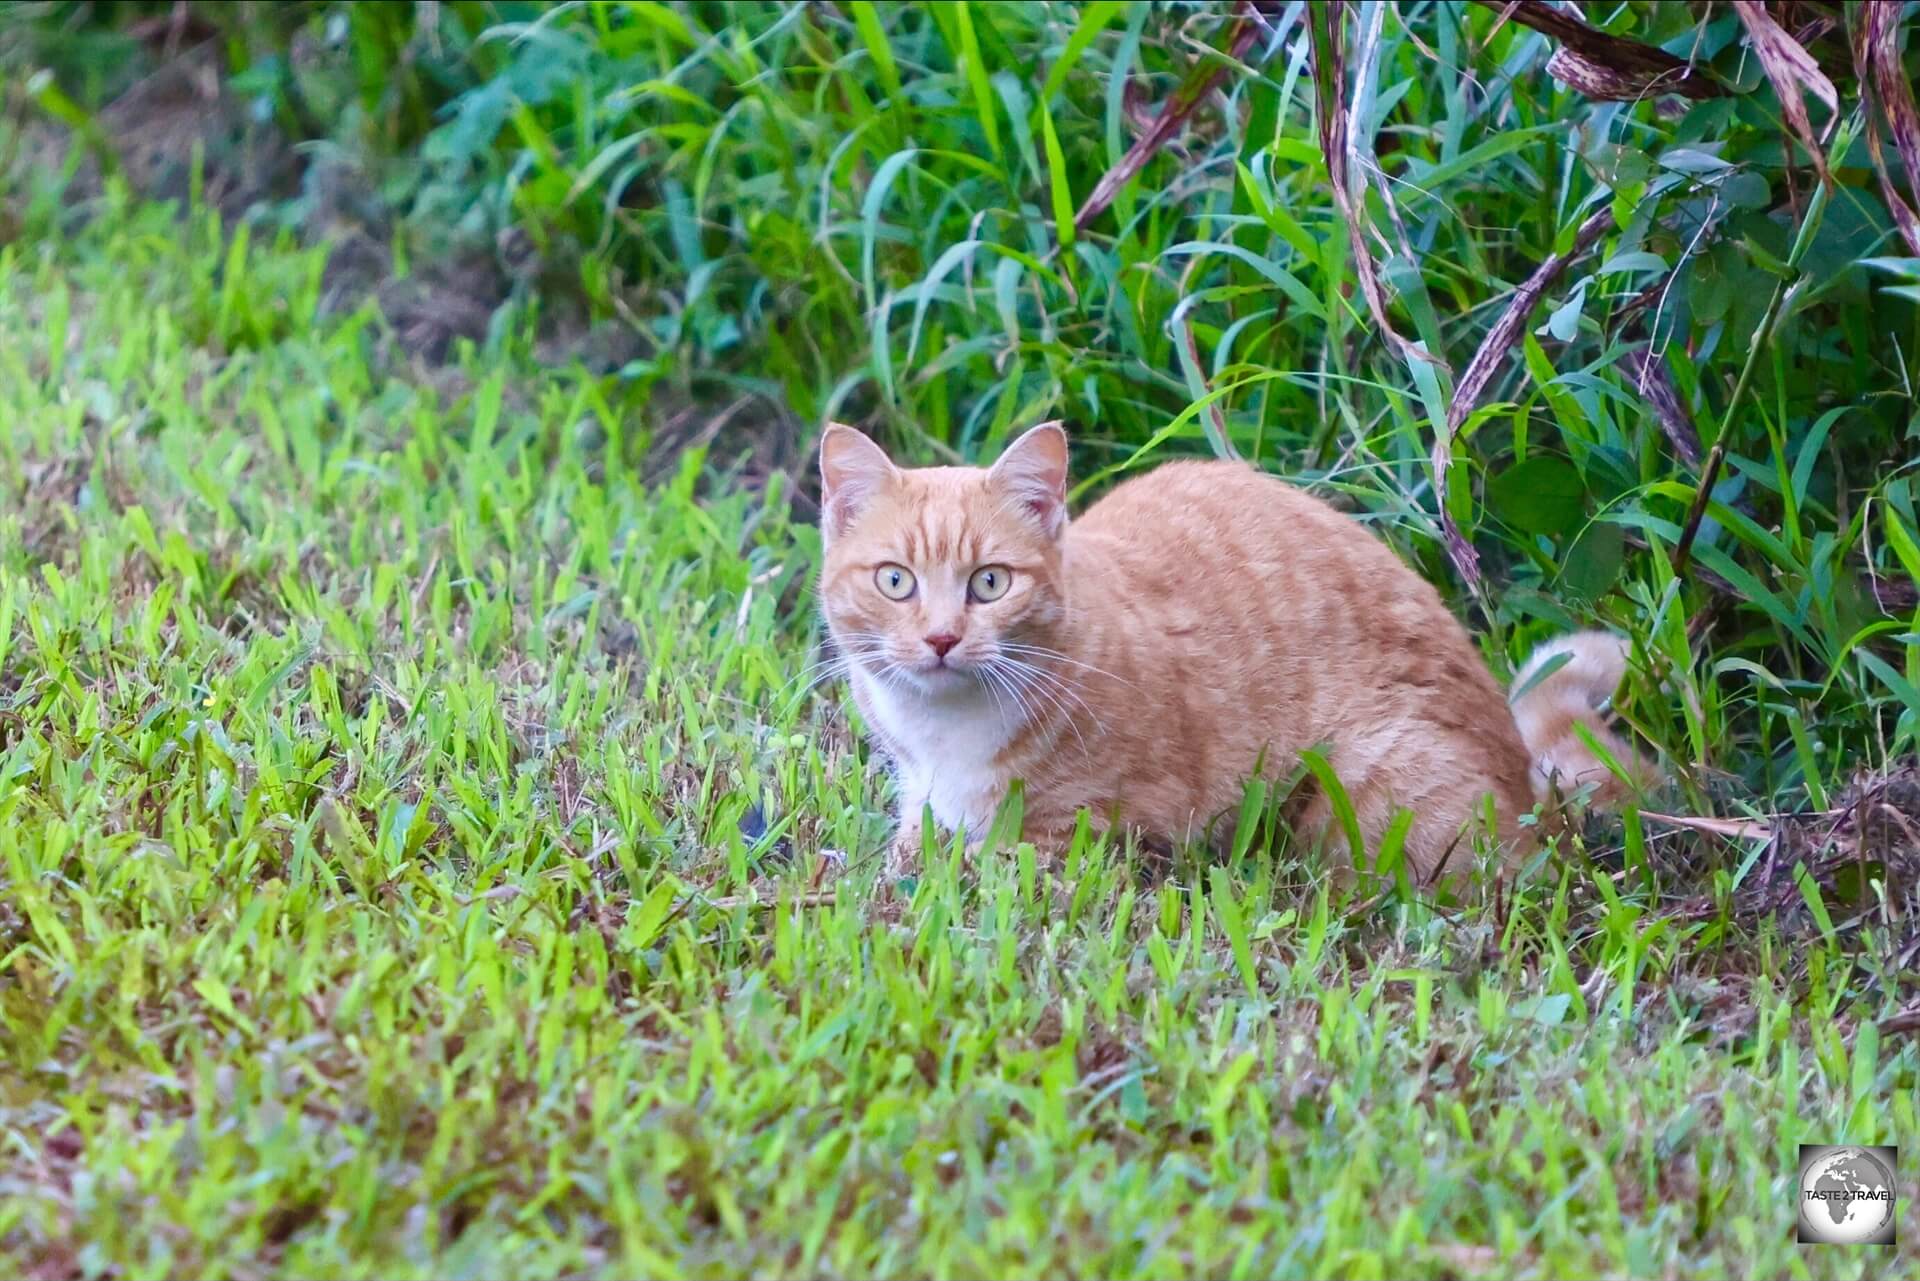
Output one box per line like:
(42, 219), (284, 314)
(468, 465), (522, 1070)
(1209, 1050), (1258, 1130)
(1585, 141), (1652, 190)
(1561, 520), (1625, 600)
(1722, 170), (1772, 209)
(1790, 405), (1849, 512)
(1793, 863), (1836, 946)
(861, 148), (920, 313)
(1208, 867), (1259, 997)
(1039, 1), (1124, 105)
(622, 1), (697, 47)
(1040, 97), (1075, 250)
(1404, 125), (1561, 195)
(848, 1), (902, 104)
(1164, 243), (1325, 320)
(1540, 277), (1589, 342)
(1598, 250), (1668, 276)
(992, 72), (1040, 186)
(628, 878), (681, 949)
(1882, 503), (1920, 586)
(950, 3), (1002, 163)
(1689, 245), (1735, 323)
(1858, 649), (1920, 730)
(1515, 992), (1572, 1026)
(1299, 746), (1365, 867)
(1489, 456), (1586, 537)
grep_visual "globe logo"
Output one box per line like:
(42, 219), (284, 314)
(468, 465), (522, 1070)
(1797, 1144), (1898, 1245)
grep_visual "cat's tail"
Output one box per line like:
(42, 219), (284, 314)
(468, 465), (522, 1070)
(1508, 631), (1655, 807)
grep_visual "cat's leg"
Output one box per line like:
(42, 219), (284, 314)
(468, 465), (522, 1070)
(1003, 819), (1076, 871)
(1291, 754), (1514, 886)
(1010, 802), (1115, 872)
(886, 817), (1004, 879)
(892, 794), (1043, 876)
(912, 807), (1011, 876)
(882, 785), (1000, 876)
(1287, 763), (1409, 883)
(882, 746), (977, 877)
(884, 786), (931, 878)
(888, 822), (996, 880)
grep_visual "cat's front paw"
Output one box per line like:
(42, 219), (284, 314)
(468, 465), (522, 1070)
(881, 827), (988, 881)
(882, 826), (924, 880)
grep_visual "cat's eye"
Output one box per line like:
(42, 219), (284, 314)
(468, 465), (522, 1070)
(968, 565), (1013, 602)
(874, 564), (916, 600)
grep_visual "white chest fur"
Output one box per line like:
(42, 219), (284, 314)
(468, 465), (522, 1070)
(852, 669), (1020, 833)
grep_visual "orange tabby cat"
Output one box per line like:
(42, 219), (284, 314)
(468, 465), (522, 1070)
(817, 421), (1650, 881)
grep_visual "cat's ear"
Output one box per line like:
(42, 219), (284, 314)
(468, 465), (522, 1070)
(819, 423), (899, 540)
(989, 421), (1070, 538)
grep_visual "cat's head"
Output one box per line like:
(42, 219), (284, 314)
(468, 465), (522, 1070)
(817, 423), (1070, 694)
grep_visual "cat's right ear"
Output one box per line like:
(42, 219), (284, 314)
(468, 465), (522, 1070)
(819, 423), (899, 541)
(988, 421), (1070, 538)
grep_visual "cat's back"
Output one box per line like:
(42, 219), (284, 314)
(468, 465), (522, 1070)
(1076, 457), (1304, 526)
(1070, 458), (1401, 582)
(1064, 455), (1501, 707)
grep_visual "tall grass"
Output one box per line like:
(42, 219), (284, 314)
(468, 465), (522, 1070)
(138, 3), (1920, 795)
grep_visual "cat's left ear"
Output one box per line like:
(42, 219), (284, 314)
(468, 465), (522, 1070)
(988, 421), (1070, 538)
(819, 423), (900, 541)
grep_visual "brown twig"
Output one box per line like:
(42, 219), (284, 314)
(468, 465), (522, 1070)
(1852, 2), (1920, 256)
(1439, 206), (1613, 586)
(1475, 0), (1726, 100)
(1638, 811), (1778, 841)
(1312, 1), (1491, 590)
(1623, 345), (1704, 466)
(1733, 1), (1838, 184)
(1673, 278), (1791, 576)
(1671, 440), (1729, 579)
(1448, 207), (1615, 433)
(1309, 0), (1433, 371)
(700, 890), (838, 911)
(1880, 1004), (1920, 1037)
(1072, 3), (1273, 234)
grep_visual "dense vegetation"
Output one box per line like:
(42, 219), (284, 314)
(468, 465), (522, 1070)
(3, 1), (1919, 1275)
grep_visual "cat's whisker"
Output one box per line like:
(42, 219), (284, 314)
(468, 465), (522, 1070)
(986, 656), (1096, 760)
(873, 659), (913, 701)
(1008, 678), (1104, 760)
(789, 650), (857, 678)
(974, 661), (1023, 727)
(800, 663), (855, 694)
(783, 650), (868, 694)
(1021, 677), (1100, 742)
(779, 664), (842, 702)
(988, 664), (1056, 749)
(991, 652), (1105, 725)
(994, 641), (1133, 687)
(1026, 684), (1095, 763)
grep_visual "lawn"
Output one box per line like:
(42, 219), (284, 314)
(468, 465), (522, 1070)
(5, 1), (1920, 1277)
(0, 191), (1912, 1281)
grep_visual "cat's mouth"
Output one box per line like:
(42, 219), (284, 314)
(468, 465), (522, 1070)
(902, 653), (980, 689)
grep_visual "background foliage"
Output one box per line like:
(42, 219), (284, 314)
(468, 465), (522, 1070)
(12, 0), (1920, 802)
(4, 1), (1920, 1275)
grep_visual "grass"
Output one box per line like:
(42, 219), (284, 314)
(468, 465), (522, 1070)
(5, 0), (1920, 1275)
(2, 187), (1917, 1280)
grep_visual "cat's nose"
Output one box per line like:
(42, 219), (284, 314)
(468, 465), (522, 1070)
(924, 633), (960, 658)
